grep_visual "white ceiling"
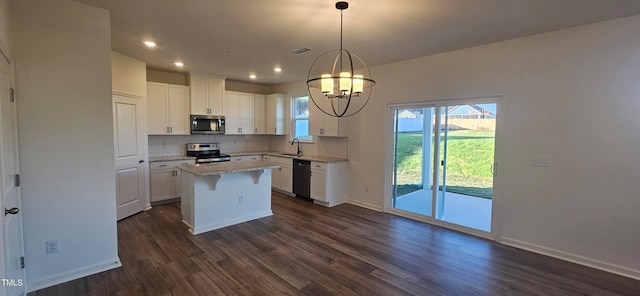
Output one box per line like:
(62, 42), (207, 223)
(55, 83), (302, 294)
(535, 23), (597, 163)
(73, 0), (640, 85)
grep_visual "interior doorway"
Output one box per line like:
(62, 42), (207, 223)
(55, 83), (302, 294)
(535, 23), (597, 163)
(389, 99), (498, 233)
(0, 54), (26, 295)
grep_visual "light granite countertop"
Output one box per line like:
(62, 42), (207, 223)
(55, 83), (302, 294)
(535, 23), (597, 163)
(152, 152), (348, 164)
(149, 155), (196, 162)
(177, 160), (281, 176)
(230, 151), (348, 163)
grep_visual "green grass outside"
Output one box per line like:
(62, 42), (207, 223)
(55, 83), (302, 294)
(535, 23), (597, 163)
(394, 130), (494, 199)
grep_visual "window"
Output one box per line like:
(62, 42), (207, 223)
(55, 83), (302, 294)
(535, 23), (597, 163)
(292, 95), (313, 141)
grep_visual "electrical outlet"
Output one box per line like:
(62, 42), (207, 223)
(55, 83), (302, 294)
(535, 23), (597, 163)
(238, 196), (244, 204)
(365, 186), (369, 193)
(46, 240), (59, 254)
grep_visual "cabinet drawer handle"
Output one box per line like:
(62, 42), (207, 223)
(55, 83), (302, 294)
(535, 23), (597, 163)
(315, 165), (321, 168)
(159, 165), (167, 167)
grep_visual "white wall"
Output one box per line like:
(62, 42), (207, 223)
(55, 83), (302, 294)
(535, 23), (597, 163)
(112, 51), (147, 97)
(0, 0), (9, 60)
(10, 0), (120, 291)
(277, 15), (640, 279)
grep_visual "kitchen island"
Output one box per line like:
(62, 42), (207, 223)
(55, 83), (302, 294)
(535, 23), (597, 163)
(177, 161), (280, 235)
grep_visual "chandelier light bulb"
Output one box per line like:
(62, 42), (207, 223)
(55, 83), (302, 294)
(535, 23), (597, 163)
(321, 74), (333, 94)
(339, 72), (351, 93)
(353, 75), (364, 93)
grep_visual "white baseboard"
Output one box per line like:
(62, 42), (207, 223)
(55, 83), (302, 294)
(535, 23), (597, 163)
(346, 199), (383, 212)
(272, 189), (295, 197)
(502, 237), (640, 281)
(190, 211), (273, 235)
(26, 258), (122, 293)
(313, 199), (346, 208)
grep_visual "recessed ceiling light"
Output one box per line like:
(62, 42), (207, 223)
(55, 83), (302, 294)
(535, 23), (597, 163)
(143, 40), (156, 47)
(274, 67), (282, 73)
(249, 74), (257, 79)
(174, 61), (184, 67)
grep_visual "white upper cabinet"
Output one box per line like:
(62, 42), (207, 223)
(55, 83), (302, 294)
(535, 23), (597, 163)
(254, 94), (266, 134)
(224, 91), (255, 134)
(168, 85), (190, 134)
(309, 96), (345, 137)
(147, 82), (190, 135)
(238, 92), (255, 134)
(223, 91), (239, 134)
(266, 93), (286, 135)
(189, 73), (225, 115)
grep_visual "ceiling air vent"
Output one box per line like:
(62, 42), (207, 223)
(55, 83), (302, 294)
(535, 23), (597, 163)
(291, 47), (312, 55)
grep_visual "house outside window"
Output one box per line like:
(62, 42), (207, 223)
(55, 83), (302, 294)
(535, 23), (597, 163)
(292, 95), (312, 141)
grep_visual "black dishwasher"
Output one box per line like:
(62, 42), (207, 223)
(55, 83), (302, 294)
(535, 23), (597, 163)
(293, 159), (311, 198)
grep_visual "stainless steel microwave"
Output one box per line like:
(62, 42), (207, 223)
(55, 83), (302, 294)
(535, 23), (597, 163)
(190, 115), (225, 134)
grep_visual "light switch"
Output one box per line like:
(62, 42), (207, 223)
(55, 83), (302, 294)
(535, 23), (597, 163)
(531, 156), (551, 167)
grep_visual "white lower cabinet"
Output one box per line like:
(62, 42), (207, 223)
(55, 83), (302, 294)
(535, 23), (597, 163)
(310, 161), (350, 207)
(265, 155), (293, 194)
(230, 155), (262, 162)
(150, 159), (195, 203)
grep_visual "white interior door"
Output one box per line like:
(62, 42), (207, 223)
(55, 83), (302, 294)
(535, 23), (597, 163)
(0, 57), (26, 295)
(113, 94), (147, 220)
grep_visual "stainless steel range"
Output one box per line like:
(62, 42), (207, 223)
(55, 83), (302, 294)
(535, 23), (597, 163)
(186, 143), (231, 164)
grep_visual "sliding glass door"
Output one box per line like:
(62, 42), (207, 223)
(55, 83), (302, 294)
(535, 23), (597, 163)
(391, 101), (497, 232)
(392, 107), (435, 217)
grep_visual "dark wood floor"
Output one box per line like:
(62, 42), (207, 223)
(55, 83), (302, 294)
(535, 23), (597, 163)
(32, 192), (639, 295)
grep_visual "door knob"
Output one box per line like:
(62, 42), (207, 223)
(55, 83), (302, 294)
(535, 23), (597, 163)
(5, 207), (19, 216)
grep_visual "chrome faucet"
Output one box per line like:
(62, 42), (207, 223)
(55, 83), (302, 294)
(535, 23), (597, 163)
(291, 138), (301, 155)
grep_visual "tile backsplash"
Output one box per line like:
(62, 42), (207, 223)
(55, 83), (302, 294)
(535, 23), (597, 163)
(148, 135), (272, 157)
(148, 134), (348, 159)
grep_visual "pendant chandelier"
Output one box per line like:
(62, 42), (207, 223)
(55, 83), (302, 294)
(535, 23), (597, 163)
(306, 1), (376, 118)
